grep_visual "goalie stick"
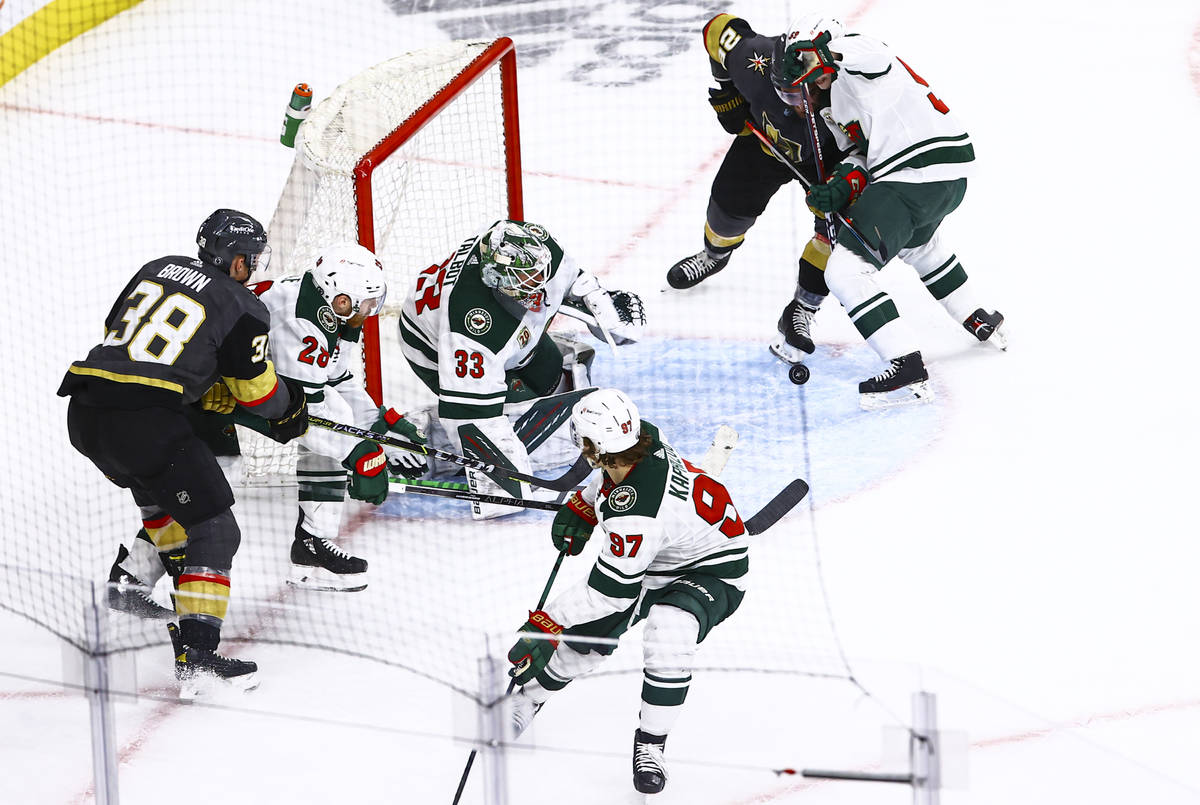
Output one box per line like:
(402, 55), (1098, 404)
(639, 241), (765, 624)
(697, 424), (738, 477)
(745, 120), (885, 265)
(308, 416), (591, 493)
(557, 300), (619, 356)
(745, 478), (810, 535)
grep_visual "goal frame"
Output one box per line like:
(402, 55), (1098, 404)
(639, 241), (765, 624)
(353, 37), (524, 403)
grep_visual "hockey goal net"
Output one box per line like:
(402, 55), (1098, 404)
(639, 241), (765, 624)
(240, 38), (523, 482)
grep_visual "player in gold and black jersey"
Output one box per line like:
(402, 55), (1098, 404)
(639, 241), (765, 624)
(666, 13), (849, 363)
(58, 208), (308, 698)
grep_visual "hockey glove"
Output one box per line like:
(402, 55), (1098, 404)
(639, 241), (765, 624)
(266, 379), (309, 443)
(372, 407), (429, 480)
(805, 163), (869, 213)
(707, 86), (750, 135)
(199, 382), (237, 414)
(551, 491), (598, 555)
(342, 440), (389, 505)
(507, 609), (563, 685)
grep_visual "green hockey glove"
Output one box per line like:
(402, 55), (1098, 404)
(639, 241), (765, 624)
(551, 491), (597, 556)
(372, 407), (428, 480)
(707, 86), (750, 135)
(507, 609), (563, 685)
(805, 163), (869, 213)
(342, 440), (389, 504)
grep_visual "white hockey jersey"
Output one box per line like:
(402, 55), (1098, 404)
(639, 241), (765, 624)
(821, 34), (974, 184)
(546, 427), (750, 631)
(249, 274), (379, 460)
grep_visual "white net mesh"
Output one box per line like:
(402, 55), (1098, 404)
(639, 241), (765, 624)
(243, 40), (517, 483)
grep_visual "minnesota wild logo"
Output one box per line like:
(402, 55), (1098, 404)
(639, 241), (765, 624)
(608, 485), (637, 512)
(317, 305), (337, 332)
(465, 307), (492, 335)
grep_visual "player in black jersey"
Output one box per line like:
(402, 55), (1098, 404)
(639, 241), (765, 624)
(666, 13), (849, 363)
(58, 209), (308, 698)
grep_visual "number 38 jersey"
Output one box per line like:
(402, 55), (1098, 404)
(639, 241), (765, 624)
(398, 221), (580, 422)
(547, 427), (751, 631)
(58, 255), (287, 417)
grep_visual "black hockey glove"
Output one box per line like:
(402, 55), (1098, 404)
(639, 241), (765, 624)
(507, 609), (562, 685)
(551, 491), (597, 556)
(708, 86), (750, 135)
(266, 378), (309, 443)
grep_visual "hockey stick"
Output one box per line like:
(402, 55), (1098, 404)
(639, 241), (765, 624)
(307, 415), (591, 492)
(389, 477), (564, 511)
(745, 479), (810, 535)
(697, 424), (738, 478)
(745, 120), (884, 265)
(796, 84), (838, 245)
(452, 547), (569, 804)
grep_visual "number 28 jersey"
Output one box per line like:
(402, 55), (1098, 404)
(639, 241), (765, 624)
(547, 427), (751, 631)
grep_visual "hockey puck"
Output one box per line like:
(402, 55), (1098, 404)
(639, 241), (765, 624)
(787, 364), (810, 385)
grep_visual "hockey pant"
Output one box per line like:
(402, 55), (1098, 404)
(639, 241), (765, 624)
(519, 604), (702, 737)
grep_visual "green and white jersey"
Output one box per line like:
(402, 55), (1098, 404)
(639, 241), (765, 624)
(547, 429), (750, 631)
(250, 273), (378, 459)
(398, 221), (582, 421)
(824, 34), (974, 184)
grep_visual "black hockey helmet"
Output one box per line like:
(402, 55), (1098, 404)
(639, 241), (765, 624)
(196, 209), (270, 275)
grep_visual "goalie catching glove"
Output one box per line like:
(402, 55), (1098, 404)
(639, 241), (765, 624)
(551, 490), (597, 556)
(806, 162), (869, 213)
(342, 440), (389, 504)
(371, 406), (428, 480)
(569, 272), (646, 345)
(507, 609), (563, 685)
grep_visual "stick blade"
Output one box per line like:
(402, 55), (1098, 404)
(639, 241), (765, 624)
(745, 479), (809, 535)
(698, 424), (739, 478)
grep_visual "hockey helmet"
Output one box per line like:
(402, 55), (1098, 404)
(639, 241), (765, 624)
(770, 15), (844, 104)
(570, 388), (641, 459)
(196, 208), (271, 276)
(479, 220), (552, 310)
(310, 242), (388, 322)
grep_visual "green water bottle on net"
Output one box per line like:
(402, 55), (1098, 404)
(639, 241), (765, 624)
(280, 83), (312, 148)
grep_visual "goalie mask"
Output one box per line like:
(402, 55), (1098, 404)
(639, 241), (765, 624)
(479, 220), (552, 311)
(570, 388), (641, 460)
(310, 242), (388, 322)
(197, 208), (271, 277)
(770, 15), (844, 104)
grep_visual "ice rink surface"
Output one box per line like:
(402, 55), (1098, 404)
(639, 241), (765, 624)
(3, 0), (1200, 803)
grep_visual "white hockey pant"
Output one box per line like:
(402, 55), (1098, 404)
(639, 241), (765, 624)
(899, 232), (983, 324)
(823, 247), (919, 362)
(295, 445), (347, 540)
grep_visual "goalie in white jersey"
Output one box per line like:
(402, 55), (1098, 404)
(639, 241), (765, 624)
(772, 14), (1006, 408)
(399, 220), (645, 518)
(505, 389), (747, 796)
(248, 243), (427, 591)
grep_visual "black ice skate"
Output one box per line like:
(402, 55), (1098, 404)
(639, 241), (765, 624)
(666, 251), (729, 289)
(106, 544), (173, 620)
(632, 729), (669, 794)
(858, 352), (933, 410)
(167, 622), (258, 700)
(287, 531), (368, 592)
(963, 308), (1007, 351)
(769, 299), (818, 362)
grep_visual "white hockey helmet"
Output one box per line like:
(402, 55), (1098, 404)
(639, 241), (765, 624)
(310, 242), (387, 321)
(570, 388), (641, 458)
(770, 14), (844, 103)
(478, 220), (552, 310)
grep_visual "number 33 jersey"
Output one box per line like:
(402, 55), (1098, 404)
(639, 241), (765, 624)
(397, 223), (580, 421)
(548, 427), (751, 631)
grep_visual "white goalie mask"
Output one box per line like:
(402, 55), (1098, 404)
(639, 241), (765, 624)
(478, 220), (553, 311)
(310, 242), (388, 322)
(570, 388), (641, 460)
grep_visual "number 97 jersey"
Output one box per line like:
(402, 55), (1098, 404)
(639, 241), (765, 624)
(549, 431), (750, 630)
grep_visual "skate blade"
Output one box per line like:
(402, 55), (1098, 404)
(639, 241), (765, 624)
(859, 380), (935, 411)
(768, 338), (807, 366)
(287, 567), (367, 592)
(987, 325), (1009, 351)
(179, 671), (259, 701)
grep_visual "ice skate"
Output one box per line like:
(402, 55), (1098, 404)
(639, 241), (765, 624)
(504, 688), (544, 740)
(106, 544), (173, 620)
(287, 530), (368, 592)
(632, 729), (669, 794)
(666, 251), (729, 289)
(769, 299), (818, 362)
(858, 352), (934, 410)
(963, 308), (1007, 351)
(168, 622), (258, 701)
